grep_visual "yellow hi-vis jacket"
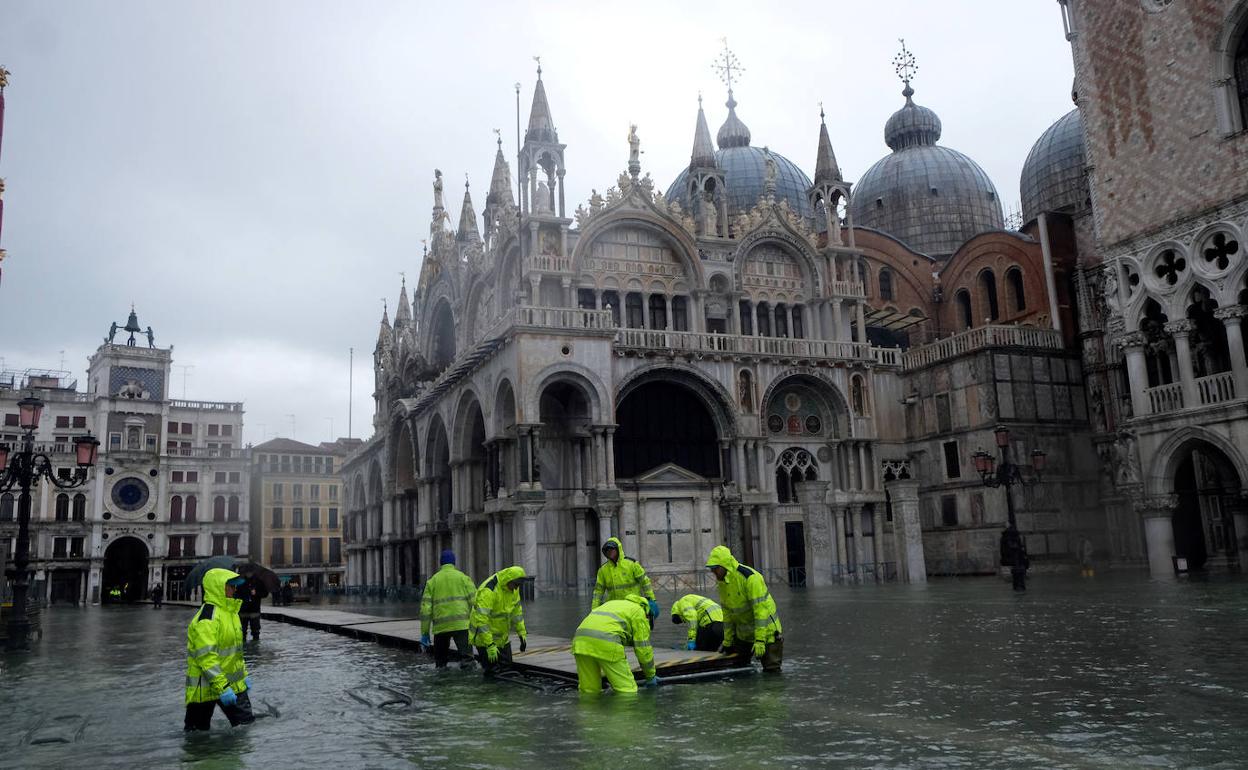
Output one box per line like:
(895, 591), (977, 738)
(706, 545), (782, 647)
(671, 593), (724, 645)
(469, 566), (527, 649)
(420, 563), (477, 637)
(591, 536), (655, 609)
(185, 568), (249, 704)
(571, 595), (656, 680)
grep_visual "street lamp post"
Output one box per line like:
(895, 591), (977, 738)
(972, 425), (1046, 589)
(0, 394), (99, 650)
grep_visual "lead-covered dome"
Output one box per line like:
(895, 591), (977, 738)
(1020, 108), (1088, 224)
(851, 87), (1003, 257)
(667, 146), (813, 220)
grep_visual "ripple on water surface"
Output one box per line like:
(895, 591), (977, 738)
(2, 573), (1248, 768)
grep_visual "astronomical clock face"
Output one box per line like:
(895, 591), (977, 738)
(110, 477), (151, 517)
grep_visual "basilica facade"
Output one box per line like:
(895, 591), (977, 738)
(340, 44), (1111, 593)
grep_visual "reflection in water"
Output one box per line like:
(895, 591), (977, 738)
(2, 574), (1248, 768)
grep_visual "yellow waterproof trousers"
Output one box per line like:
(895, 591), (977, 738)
(574, 653), (638, 694)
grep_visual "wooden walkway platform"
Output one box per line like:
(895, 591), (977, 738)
(256, 605), (748, 682)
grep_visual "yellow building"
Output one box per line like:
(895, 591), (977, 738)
(250, 438), (359, 592)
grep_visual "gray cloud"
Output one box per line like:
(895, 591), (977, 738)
(0, 0), (1074, 446)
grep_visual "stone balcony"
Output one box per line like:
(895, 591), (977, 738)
(901, 324), (1065, 371)
(614, 327), (873, 364)
(1142, 371), (1237, 416)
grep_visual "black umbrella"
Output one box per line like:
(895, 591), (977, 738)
(235, 562), (280, 597)
(183, 555), (238, 593)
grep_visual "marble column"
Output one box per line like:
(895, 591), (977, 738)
(871, 503), (886, 579)
(520, 504), (541, 581)
(1165, 319), (1199, 408)
(604, 428), (617, 486)
(831, 298), (844, 340)
(885, 479), (925, 583)
(1118, 332), (1151, 418)
(846, 503), (860, 580)
(1135, 494), (1179, 577)
(1215, 306), (1248, 398)
(573, 509), (590, 594)
(488, 513), (498, 572)
(834, 507), (849, 580)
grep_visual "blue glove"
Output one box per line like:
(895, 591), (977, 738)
(219, 687), (238, 707)
(685, 640), (696, 651)
(420, 634), (431, 647)
(648, 599), (660, 618)
(244, 676), (252, 690)
(644, 676), (661, 688)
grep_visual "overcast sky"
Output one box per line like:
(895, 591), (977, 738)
(0, 1), (1074, 447)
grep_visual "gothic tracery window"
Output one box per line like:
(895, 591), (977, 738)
(775, 448), (818, 504)
(878, 268), (894, 301)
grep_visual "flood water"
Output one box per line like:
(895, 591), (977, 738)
(3, 573), (1248, 769)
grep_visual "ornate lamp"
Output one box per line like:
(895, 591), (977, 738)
(17, 394), (43, 431)
(994, 424), (1010, 449)
(0, 443), (8, 473)
(972, 449), (995, 480)
(73, 434), (100, 468)
(1030, 448), (1047, 475)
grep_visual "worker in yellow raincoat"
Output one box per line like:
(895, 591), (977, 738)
(592, 536), (658, 619)
(571, 594), (659, 694)
(184, 568), (254, 730)
(469, 565), (528, 676)
(706, 545), (783, 672)
(670, 593), (724, 651)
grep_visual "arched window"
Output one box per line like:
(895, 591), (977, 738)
(979, 269), (1000, 321)
(602, 290), (621, 326)
(757, 302), (772, 336)
(213, 496), (226, 522)
(739, 300), (754, 335)
(672, 296), (689, 331)
(648, 294), (668, 330)
(1006, 267), (1026, 313)
(775, 303), (789, 337)
(791, 305), (804, 339)
(739, 370), (755, 412)
(625, 292), (643, 329)
(170, 495), (183, 523)
(775, 448), (818, 504)
(185, 495), (198, 522)
(955, 289), (973, 329)
(851, 375), (869, 416)
(228, 496), (240, 522)
(55, 493), (70, 521)
(72, 493), (86, 521)
(1238, 27), (1248, 130)
(879, 268), (894, 301)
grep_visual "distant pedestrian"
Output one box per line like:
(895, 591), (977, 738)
(1000, 525), (1030, 591)
(419, 549), (476, 668)
(1079, 537), (1096, 578)
(238, 574), (263, 641)
(184, 568), (254, 731)
(280, 582), (294, 606)
(151, 582), (164, 609)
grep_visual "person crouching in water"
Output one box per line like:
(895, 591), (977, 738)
(184, 568), (254, 731)
(706, 545), (783, 672)
(469, 566), (528, 676)
(571, 594), (659, 694)
(670, 593), (724, 651)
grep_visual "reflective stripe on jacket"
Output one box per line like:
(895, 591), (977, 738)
(420, 564), (477, 636)
(671, 593), (724, 644)
(592, 536), (655, 609)
(185, 567), (249, 704)
(706, 545), (782, 646)
(571, 596), (656, 680)
(469, 566), (527, 648)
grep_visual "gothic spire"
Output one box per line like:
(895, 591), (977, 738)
(525, 60), (558, 144)
(813, 106), (841, 184)
(486, 133), (514, 207)
(713, 41), (751, 149)
(690, 94), (717, 169)
(457, 177), (481, 243)
(376, 302), (391, 351)
(394, 276), (411, 327)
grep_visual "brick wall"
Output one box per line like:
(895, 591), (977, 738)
(1071, 0), (1248, 249)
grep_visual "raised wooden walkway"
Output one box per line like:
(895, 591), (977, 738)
(254, 604), (747, 682)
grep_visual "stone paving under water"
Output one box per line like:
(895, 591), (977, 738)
(2, 572), (1247, 769)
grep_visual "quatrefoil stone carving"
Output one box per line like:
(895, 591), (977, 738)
(1203, 233), (1239, 271)
(1154, 249), (1186, 286)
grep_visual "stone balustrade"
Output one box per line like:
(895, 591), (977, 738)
(615, 327), (872, 361)
(1145, 382), (1184, 414)
(902, 324), (1064, 370)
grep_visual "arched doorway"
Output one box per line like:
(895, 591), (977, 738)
(615, 380), (720, 479)
(103, 536), (149, 603)
(1172, 441), (1243, 570)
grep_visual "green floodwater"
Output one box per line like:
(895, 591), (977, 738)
(2, 573), (1247, 769)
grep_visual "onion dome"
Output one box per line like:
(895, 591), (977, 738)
(1020, 108), (1089, 224)
(850, 84), (1003, 257)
